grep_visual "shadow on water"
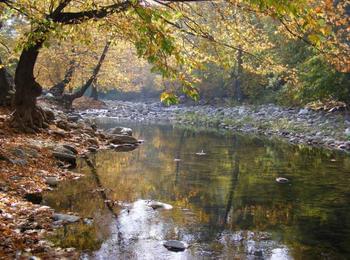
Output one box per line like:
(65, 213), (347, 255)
(44, 122), (350, 259)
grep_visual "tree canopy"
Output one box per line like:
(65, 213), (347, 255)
(0, 0), (349, 130)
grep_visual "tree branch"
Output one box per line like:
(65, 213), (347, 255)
(51, 1), (133, 24)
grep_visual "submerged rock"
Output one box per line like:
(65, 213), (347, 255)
(112, 144), (138, 152)
(195, 150), (206, 156)
(109, 135), (138, 145)
(163, 240), (188, 252)
(276, 177), (290, 184)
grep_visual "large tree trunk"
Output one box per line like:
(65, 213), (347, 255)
(5, 0), (130, 131)
(0, 57), (14, 106)
(62, 40), (111, 108)
(11, 39), (50, 132)
(49, 59), (76, 97)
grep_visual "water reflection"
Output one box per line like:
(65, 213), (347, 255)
(45, 123), (350, 259)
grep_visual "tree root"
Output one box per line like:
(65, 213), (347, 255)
(11, 105), (51, 133)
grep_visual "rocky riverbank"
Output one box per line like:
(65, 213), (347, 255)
(0, 101), (141, 259)
(82, 100), (350, 152)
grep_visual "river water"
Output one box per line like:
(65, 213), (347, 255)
(44, 122), (350, 259)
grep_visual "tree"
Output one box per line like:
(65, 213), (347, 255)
(0, 56), (13, 105)
(1, 0), (348, 132)
(61, 40), (111, 108)
(2, 0), (132, 132)
(48, 59), (76, 97)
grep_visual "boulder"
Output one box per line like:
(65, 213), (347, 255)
(109, 134), (138, 145)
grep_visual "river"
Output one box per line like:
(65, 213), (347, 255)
(44, 121), (350, 259)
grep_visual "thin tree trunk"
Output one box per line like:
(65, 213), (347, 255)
(0, 57), (14, 106)
(90, 81), (98, 100)
(232, 48), (243, 102)
(49, 59), (76, 97)
(62, 40), (111, 108)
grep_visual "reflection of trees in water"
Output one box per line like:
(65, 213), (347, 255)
(174, 129), (187, 186)
(223, 155), (239, 226)
(47, 124), (350, 258)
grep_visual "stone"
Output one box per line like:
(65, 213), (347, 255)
(12, 148), (26, 159)
(253, 250), (263, 257)
(52, 152), (76, 166)
(88, 146), (98, 153)
(148, 201), (173, 210)
(67, 114), (81, 122)
(163, 240), (188, 252)
(298, 108), (309, 115)
(49, 129), (66, 137)
(107, 127), (133, 136)
(62, 144), (78, 155)
(109, 135), (138, 145)
(24, 192), (42, 204)
(54, 145), (75, 155)
(338, 144), (346, 150)
(83, 218), (94, 225)
(0, 152), (10, 162)
(43, 108), (55, 121)
(87, 138), (99, 146)
(10, 159), (27, 166)
(345, 128), (350, 136)
(56, 120), (70, 131)
(276, 177), (290, 184)
(53, 213), (80, 223)
(45, 177), (59, 187)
